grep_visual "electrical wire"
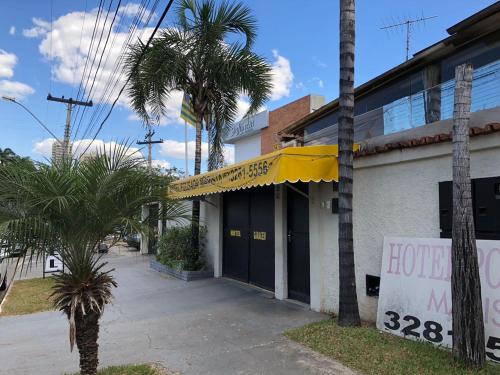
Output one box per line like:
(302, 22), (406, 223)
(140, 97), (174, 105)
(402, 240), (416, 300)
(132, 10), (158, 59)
(72, 0), (152, 145)
(79, 0), (175, 157)
(76, 0), (158, 145)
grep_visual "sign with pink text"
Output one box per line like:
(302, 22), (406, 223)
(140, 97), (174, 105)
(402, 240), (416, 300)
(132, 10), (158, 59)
(377, 237), (500, 363)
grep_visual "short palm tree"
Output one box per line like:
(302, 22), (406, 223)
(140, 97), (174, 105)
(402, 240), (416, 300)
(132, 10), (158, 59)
(0, 145), (189, 375)
(125, 0), (272, 256)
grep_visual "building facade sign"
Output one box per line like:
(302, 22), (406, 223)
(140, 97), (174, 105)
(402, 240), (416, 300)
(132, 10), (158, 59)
(224, 110), (269, 143)
(377, 237), (500, 363)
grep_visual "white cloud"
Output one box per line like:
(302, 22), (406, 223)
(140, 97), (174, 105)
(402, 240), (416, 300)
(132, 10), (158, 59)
(32, 138), (56, 157)
(9, 26), (15, 36)
(32, 138), (142, 160)
(23, 7), (184, 125)
(22, 18), (50, 38)
(318, 79), (324, 88)
(119, 3), (156, 22)
(151, 159), (171, 169)
(0, 49), (17, 78)
(270, 49), (293, 101)
(0, 80), (35, 100)
(159, 139), (235, 165)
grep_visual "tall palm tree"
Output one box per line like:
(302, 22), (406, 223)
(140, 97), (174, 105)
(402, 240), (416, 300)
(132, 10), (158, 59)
(338, 0), (361, 326)
(125, 0), (272, 256)
(0, 145), (189, 375)
(451, 63), (485, 368)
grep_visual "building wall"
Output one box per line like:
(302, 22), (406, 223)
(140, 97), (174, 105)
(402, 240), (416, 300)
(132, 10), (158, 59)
(309, 132), (500, 320)
(261, 95), (324, 154)
(233, 133), (261, 163)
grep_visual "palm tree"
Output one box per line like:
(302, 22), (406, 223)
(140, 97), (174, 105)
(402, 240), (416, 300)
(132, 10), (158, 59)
(125, 0), (272, 256)
(337, 0), (361, 326)
(451, 63), (485, 368)
(0, 145), (189, 375)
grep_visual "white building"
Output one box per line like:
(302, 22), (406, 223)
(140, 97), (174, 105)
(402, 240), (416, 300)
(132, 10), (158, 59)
(169, 4), (500, 322)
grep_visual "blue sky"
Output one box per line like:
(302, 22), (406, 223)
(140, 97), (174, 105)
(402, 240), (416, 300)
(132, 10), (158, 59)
(0, 0), (496, 173)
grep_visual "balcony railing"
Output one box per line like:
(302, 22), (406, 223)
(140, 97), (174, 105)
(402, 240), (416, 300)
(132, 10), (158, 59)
(305, 59), (500, 145)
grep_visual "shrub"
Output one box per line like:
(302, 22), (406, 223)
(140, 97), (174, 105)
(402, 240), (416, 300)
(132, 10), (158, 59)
(156, 225), (206, 271)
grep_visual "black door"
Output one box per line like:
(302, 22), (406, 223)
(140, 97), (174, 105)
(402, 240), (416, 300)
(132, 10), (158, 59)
(287, 183), (310, 303)
(249, 186), (275, 290)
(223, 186), (275, 291)
(223, 190), (250, 282)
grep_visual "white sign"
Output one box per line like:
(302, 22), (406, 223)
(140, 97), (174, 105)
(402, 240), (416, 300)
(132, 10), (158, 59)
(377, 237), (500, 363)
(45, 252), (63, 273)
(224, 110), (269, 143)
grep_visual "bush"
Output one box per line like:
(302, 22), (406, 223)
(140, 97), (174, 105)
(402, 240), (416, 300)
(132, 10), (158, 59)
(156, 225), (206, 271)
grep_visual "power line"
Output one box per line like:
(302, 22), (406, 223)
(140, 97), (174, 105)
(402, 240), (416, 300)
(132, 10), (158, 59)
(72, 0), (153, 144)
(70, 0), (105, 126)
(79, 0), (175, 157)
(70, 0), (122, 141)
(74, 0), (156, 143)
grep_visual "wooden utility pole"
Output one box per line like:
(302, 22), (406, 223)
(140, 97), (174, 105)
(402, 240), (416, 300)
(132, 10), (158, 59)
(451, 63), (485, 368)
(338, 0), (361, 327)
(47, 94), (93, 158)
(136, 128), (163, 170)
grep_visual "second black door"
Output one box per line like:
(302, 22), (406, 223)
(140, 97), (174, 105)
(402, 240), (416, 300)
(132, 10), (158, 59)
(223, 186), (275, 291)
(287, 183), (310, 303)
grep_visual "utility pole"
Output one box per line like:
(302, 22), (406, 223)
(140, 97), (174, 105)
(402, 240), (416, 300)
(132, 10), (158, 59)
(136, 127), (164, 170)
(46, 94), (93, 158)
(137, 127), (164, 256)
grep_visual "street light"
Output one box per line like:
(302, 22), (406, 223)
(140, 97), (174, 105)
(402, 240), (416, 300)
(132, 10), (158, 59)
(1, 96), (61, 142)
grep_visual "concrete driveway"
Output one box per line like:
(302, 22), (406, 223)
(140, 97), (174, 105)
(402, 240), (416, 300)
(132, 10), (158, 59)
(0, 253), (354, 375)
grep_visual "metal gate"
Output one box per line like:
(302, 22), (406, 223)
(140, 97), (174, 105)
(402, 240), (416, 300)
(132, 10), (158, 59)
(223, 186), (275, 291)
(287, 183), (310, 303)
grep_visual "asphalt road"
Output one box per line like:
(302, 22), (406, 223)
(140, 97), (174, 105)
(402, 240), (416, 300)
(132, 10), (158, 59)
(0, 253), (355, 375)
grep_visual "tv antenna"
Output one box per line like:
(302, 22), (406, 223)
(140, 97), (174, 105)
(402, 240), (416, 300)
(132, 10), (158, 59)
(381, 14), (437, 61)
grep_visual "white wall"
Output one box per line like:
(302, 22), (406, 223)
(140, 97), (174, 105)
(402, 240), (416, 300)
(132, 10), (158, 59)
(233, 133), (261, 163)
(309, 133), (500, 320)
(201, 194), (223, 275)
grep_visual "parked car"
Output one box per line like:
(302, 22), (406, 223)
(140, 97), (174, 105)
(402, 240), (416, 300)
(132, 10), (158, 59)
(96, 242), (109, 253)
(124, 233), (140, 250)
(0, 241), (23, 258)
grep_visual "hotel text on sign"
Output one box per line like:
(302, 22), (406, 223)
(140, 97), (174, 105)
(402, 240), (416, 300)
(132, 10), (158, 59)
(377, 237), (500, 363)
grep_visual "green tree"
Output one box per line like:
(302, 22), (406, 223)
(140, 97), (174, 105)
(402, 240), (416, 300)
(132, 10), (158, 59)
(125, 0), (272, 256)
(338, 0), (361, 326)
(0, 145), (189, 375)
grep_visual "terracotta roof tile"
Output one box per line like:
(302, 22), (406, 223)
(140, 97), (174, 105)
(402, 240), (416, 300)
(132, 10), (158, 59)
(355, 122), (500, 157)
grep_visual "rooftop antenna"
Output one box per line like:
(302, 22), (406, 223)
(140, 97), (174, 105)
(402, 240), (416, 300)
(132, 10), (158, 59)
(381, 13), (437, 61)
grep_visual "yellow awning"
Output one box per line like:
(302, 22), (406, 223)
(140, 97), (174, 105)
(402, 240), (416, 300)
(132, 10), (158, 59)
(168, 145), (342, 199)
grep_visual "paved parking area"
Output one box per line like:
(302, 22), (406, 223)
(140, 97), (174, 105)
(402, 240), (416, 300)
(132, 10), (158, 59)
(0, 253), (354, 375)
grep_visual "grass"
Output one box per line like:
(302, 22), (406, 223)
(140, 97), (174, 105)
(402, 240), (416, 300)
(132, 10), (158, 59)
(69, 363), (174, 375)
(285, 319), (500, 375)
(0, 277), (55, 316)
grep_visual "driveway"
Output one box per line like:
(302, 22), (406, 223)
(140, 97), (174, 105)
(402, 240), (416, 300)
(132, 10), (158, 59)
(0, 253), (354, 375)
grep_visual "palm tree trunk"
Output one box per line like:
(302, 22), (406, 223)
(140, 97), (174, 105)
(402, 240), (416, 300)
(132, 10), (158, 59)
(451, 63), (485, 368)
(75, 310), (100, 375)
(338, 0), (360, 327)
(190, 119), (202, 263)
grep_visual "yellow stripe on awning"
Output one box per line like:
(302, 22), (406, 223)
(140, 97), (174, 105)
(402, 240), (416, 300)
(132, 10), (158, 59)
(168, 145), (343, 199)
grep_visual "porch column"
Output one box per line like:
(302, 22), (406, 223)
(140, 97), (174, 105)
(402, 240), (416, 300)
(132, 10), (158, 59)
(309, 183), (322, 311)
(274, 185), (288, 300)
(204, 194), (223, 277)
